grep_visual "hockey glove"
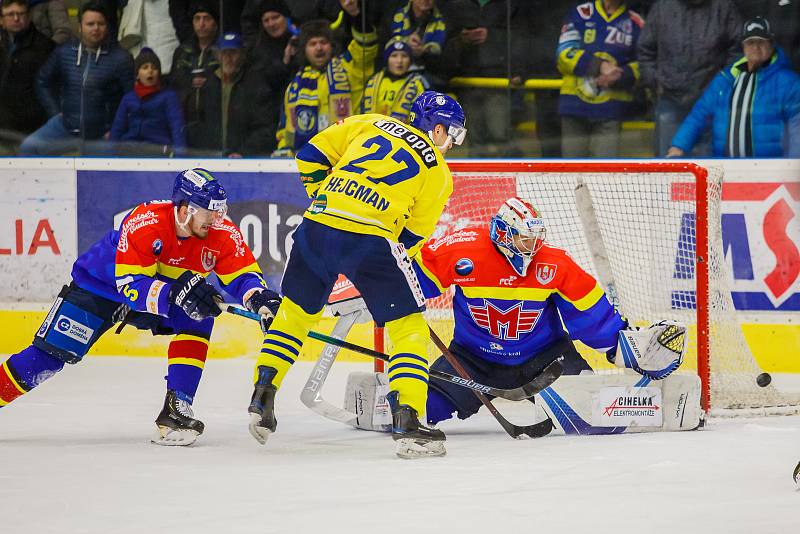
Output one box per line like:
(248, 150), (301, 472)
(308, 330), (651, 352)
(245, 289), (282, 333)
(613, 321), (688, 380)
(169, 271), (222, 321)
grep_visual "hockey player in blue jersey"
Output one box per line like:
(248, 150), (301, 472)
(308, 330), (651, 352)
(414, 198), (687, 429)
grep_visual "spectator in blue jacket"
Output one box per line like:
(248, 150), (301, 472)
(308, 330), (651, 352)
(109, 48), (186, 156)
(19, 2), (134, 155)
(668, 17), (800, 158)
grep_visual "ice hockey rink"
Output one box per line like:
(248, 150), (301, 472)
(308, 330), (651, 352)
(0, 356), (798, 534)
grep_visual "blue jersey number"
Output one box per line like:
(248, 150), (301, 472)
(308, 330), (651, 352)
(341, 135), (420, 186)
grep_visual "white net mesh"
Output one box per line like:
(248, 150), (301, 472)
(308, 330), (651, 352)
(420, 163), (800, 416)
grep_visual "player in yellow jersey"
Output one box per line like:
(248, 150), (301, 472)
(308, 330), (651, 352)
(248, 91), (466, 458)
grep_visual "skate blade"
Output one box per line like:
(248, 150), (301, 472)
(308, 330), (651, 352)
(248, 412), (273, 445)
(151, 425), (200, 447)
(394, 437), (446, 459)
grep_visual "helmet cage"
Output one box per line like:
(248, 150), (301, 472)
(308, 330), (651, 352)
(489, 199), (546, 277)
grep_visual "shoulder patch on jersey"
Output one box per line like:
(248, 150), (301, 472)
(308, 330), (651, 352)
(428, 229), (479, 252)
(578, 2), (594, 19)
(535, 263), (558, 285)
(372, 119), (438, 169)
(210, 219), (248, 258)
(151, 239), (163, 255)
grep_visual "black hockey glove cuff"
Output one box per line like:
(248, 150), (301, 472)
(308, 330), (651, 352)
(245, 289), (282, 333)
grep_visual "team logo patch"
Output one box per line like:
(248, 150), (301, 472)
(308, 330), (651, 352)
(454, 258), (473, 276)
(535, 263), (557, 285)
(435, 95), (446, 105)
(578, 2), (593, 19)
(310, 194), (327, 214)
(200, 247), (219, 271)
(468, 300), (541, 340)
(297, 109), (316, 133)
(152, 239), (163, 255)
(489, 342), (503, 351)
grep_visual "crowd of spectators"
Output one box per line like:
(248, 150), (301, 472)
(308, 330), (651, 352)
(0, 0), (798, 158)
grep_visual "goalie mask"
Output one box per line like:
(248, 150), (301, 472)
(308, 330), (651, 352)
(489, 198), (546, 277)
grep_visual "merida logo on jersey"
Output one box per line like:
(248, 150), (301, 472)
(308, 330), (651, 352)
(373, 119), (438, 169)
(323, 176), (390, 211)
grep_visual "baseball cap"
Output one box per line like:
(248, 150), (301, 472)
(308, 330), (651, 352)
(217, 32), (244, 50)
(742, 17), (774, 42)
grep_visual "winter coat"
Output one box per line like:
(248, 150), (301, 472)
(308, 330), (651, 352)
(637, 0), (743, 107)
(36, 39), (135, 139)
(109, 87), (186, 151)
(671, 47), (800, 157)
(186, 62), (278, 156)
(118, 0), (180, 75)
(441, 0), (529, 78)
(169, 35), (219, 104)
(29, 0), (72, 45)
(0, 25), (54, 134)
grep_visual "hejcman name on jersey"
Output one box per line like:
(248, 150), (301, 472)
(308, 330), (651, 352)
(323, 176), (390, 211)
(373, 119), (438, 169)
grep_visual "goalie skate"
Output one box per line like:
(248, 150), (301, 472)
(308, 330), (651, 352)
(152, 390), (204, 447)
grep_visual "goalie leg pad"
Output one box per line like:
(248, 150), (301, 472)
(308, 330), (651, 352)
(344, 371), (392, 432)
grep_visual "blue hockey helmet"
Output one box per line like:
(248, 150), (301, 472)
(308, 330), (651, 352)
(489, 197), (546, 277)
(172, 168), (228, 216)
(409, 91), (467, 146)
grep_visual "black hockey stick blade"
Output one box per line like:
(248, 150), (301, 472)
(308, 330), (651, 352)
(794, 461), (800, 485)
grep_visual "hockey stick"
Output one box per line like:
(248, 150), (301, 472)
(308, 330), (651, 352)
(306, 330), (562, 402)
(299, 309), (365, 426)
(220, 303), (561, 402)
(428, 328), (556, 439)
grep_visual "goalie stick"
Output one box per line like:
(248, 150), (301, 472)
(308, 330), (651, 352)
(220, 303), (562, 401)
(428, 328), (555, 440)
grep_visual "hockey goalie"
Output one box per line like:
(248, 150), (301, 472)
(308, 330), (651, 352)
(344, 197), (701, 437)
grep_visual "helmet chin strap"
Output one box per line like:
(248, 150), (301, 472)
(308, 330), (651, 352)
(427, 130), (454, 152)
(174, 206), (192, 234)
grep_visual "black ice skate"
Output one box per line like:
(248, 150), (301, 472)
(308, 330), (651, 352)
(388, 391), (446, 459)
(152, 389), (205, 446)
(248, 366), (278, 444)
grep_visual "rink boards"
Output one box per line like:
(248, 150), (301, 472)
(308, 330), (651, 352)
(0, 158), (797, 372)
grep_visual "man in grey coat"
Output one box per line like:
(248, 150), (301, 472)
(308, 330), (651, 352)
(637, 0), (743, 157)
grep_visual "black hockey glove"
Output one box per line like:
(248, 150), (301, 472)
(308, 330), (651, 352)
(245, 289), (282, 333)
(169, 271), (222, 321)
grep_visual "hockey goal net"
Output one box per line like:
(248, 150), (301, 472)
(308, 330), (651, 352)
(418, 161), (800, 417)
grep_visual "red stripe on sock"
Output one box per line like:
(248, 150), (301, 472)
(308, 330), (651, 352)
(167, 339), (209, 364)
(0, 365), (26, 405)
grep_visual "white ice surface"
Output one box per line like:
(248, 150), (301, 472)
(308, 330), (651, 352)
(1, 357), (798, 534)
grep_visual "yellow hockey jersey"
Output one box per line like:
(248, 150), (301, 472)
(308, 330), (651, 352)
(360, 70), (428, 123)
(294, 113), (453, 257)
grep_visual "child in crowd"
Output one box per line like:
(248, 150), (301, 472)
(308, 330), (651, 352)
(110, 48), (186, 156)
(360, 39), (428, 123)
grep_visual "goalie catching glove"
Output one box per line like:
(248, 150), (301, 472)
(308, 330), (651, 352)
(609, 321), (688, 380)
(245, 289), (282, 333)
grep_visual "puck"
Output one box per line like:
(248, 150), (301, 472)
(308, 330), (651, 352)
(756, 372), (772, 387)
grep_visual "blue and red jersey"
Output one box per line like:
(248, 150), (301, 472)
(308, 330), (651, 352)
(72, 201), (267, 316)
(414, 227), (626, 366)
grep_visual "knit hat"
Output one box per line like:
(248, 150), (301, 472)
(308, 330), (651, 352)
(258, 0), (291, 18)
(299, 19), (333, 50)
(190, 2), (219, 24)
(383, 38), (412, 64)
(135, 47), (161, 72)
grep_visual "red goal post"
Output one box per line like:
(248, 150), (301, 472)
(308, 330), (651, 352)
(408, 161), (800, 417)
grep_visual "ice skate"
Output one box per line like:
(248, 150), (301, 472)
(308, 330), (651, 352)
(388, 391), (446, 459)
(152, 390), (205, 446)
(248, 366), (278, 444)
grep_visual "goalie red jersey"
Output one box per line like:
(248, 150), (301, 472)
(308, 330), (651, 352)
(414, 227), (626, 365)
(72, 200), (265, 316)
